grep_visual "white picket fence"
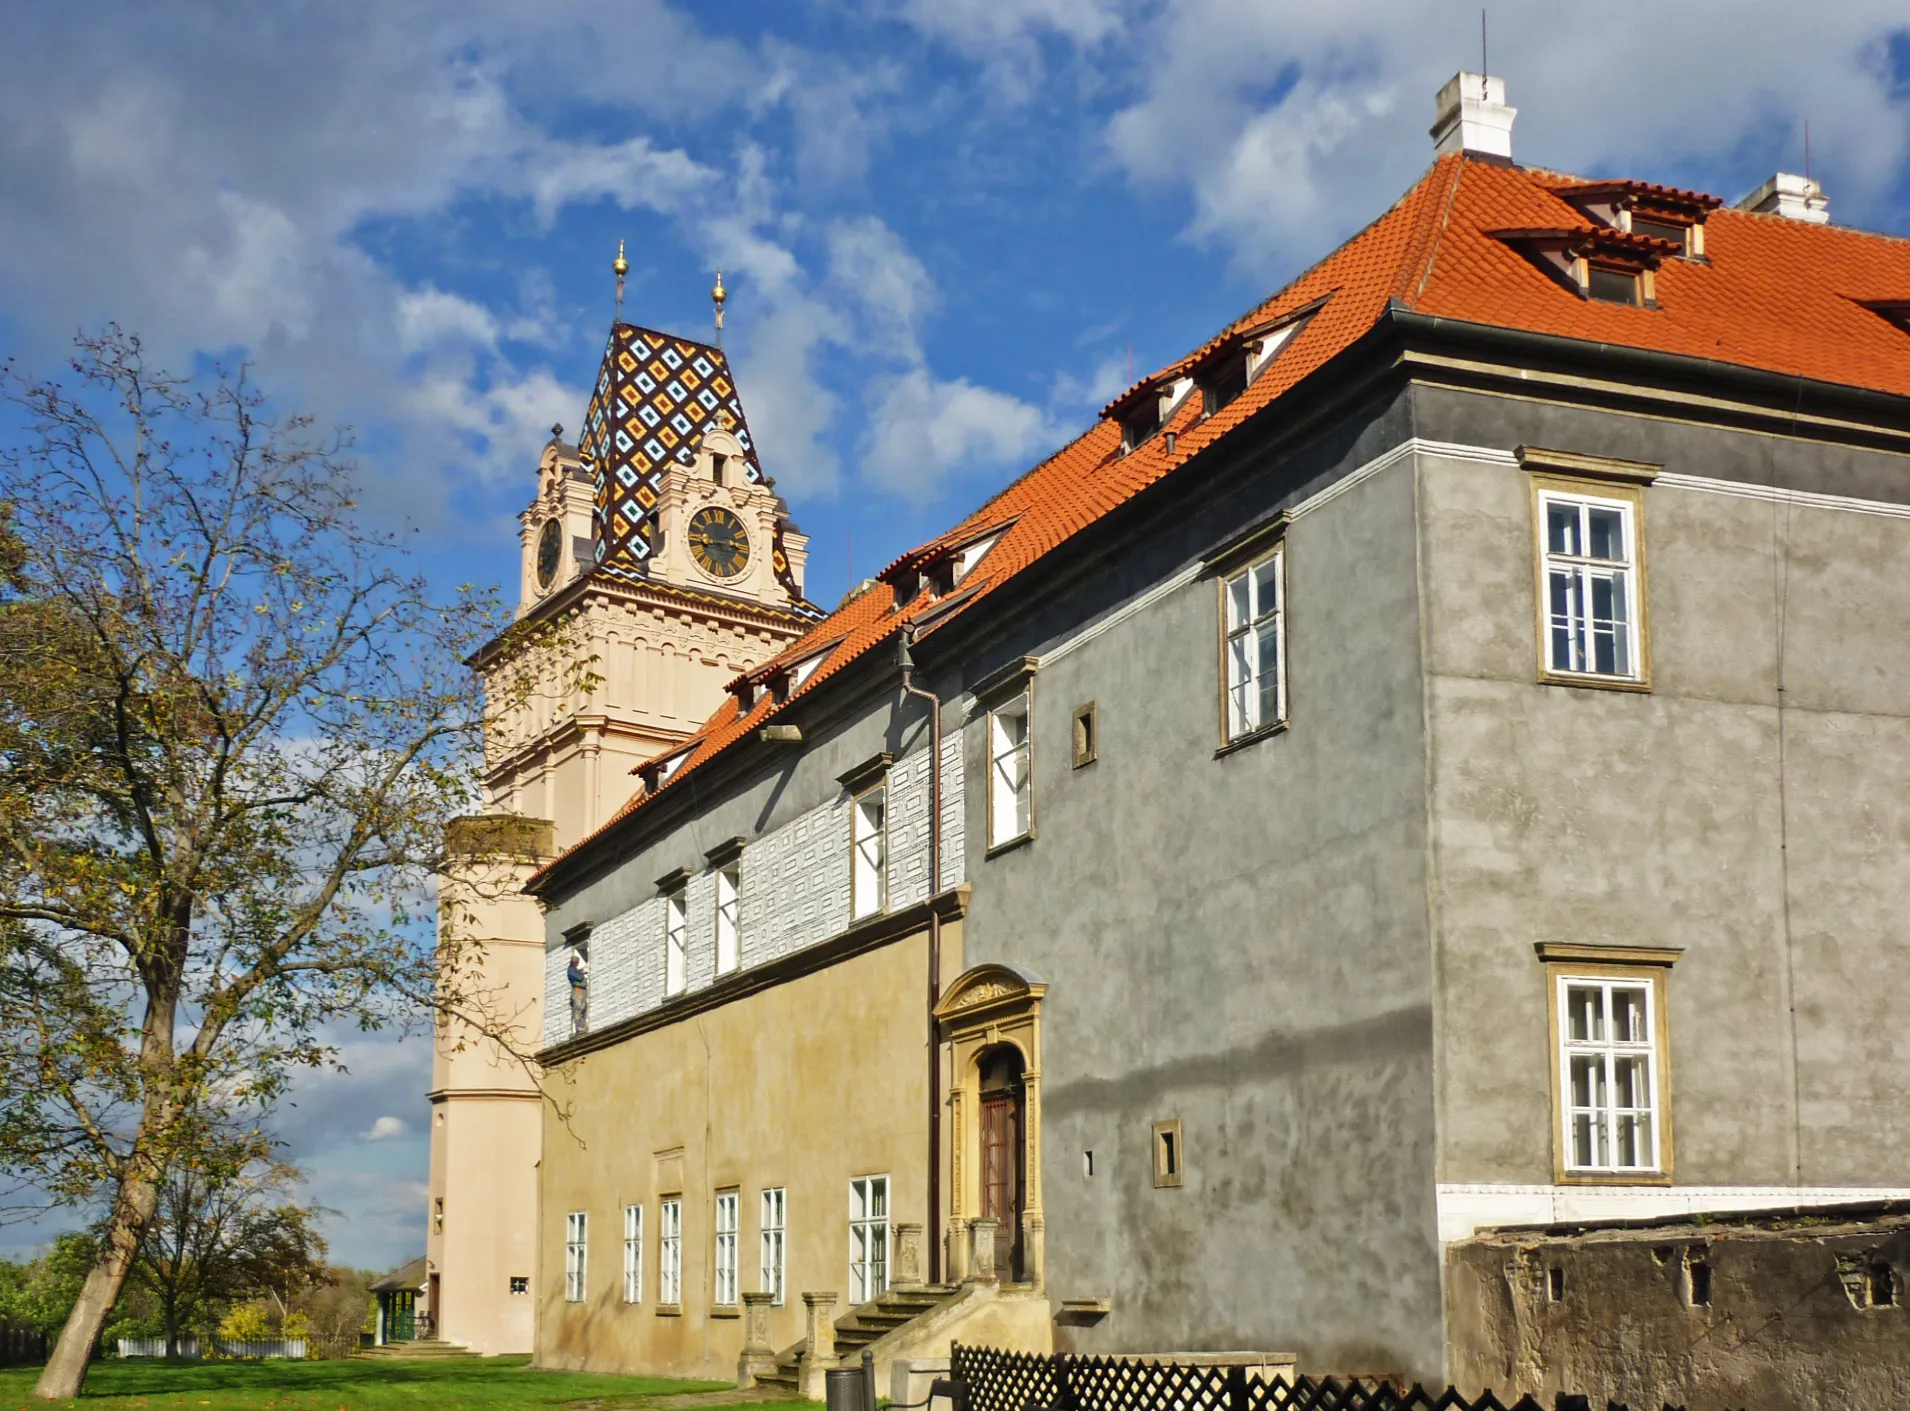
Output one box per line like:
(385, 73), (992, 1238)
(116, 1336), (307, 1359)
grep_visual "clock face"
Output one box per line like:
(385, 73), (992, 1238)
(688, 506), (750, 579)
(535, 518), (563, 589)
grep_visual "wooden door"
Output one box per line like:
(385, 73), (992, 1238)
(979, 1052), (1026, 1280)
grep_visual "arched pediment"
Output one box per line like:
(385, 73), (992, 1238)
(934, 962), (1046, 1022)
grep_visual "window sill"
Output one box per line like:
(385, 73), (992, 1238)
(1539, 670), (1651, 695)
(1553, 1170), (1673, 1187)
(1214, 720), (1288, 759)
(985, 831), (1034, 860)
(710, 1306), (741, 1319)
(656, 1304), (683, 1318)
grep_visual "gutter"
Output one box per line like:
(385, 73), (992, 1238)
(896, 625), (945, 1285)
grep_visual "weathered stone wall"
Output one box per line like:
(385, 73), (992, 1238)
(1446, 1205), (1910, 1409)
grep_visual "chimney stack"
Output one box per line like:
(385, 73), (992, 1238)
(1735, 172), (1829, 225)
(1432, 72), (1516, 161)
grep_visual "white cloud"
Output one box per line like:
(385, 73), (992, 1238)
(1097, 0), (1910, 273)
(861, 368), (1059, 501)
(527, 137), (718, 227)
(360, 1116), (409, 1142)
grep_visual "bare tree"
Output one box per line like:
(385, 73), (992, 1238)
(133, 1144), (325, 1356)
(0, 329), (581, 1398)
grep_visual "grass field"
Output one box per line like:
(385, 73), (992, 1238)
(0, 1355), (811, 1410)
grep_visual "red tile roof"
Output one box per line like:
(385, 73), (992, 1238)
(532, 152), (1910, 885)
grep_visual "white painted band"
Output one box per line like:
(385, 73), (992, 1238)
(1436, 1182), (1910, 1244)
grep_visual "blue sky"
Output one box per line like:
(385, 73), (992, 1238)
(2, 0), (1908, 1271)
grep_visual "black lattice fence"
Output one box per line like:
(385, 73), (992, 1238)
(950, 1344), (1694, 1411)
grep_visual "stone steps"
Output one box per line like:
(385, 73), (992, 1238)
(355, 1339), (479, 1360)
(755, 1285), (961, 1394)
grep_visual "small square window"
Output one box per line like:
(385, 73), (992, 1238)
(509, 1275), (529, 1295)
(1071, 702), (1098, 769)
(1152, 1118), (1183, 1189)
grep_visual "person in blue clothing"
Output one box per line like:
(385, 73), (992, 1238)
(567, 948), (589, 1033)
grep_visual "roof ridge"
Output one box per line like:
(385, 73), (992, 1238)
(1400, 152), (1468, 306)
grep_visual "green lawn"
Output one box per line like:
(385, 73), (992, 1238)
(0, 1356), (809, 1410)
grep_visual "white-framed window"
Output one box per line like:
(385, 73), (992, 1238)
(1540, 490), (1642, 681)
(848, 1175), (890, 1305)
(1557, 976), (1662, 1174)
(988, 694), (1032, 848)
(622, 1204), (642, 1304)
(760, 1187), (786, 1306)
(659, 1198), (683, 1305)
(715, 863), (741, 975)
(664, 889), (687, 997)
(852, 786), (887, 919)
(1222, 550), (1285, 741)
(564, 1211), (587, 1303)
(713, 1189), (739, 1307)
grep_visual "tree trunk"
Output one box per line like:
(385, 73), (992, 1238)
(34, 1171), (161, 1398)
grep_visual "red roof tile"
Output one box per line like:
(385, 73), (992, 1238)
(533, 153), (1910, 883)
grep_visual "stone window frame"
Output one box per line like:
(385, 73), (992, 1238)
(1070, 701), (1098, 769)
(1538, 941), (1680, 1187)
(657, 1196), (684, 1312)
(1152, 1117), (1185, 1189)
(707, 837), (746, 978)
(712, 1187), (741, 1313)
(848, 1173), (891, 1306)
(1204, 514), (1290, 756)
(977, 657), (1039, 857)
(759, 1186), (787, 1306)
(1520, 446), (1659, 694)
(622, 1203), (643, 1305)
(563, 1210), (588, 1303)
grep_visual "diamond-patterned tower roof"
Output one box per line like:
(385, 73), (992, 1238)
(579, 322), (767, 576)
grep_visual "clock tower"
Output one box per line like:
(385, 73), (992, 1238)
(427, 290), (817, 1356)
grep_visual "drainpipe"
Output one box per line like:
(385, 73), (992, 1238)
(897, 625), (943, 1285)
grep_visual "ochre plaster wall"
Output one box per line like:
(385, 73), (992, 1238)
(535, 925), (951, 1378)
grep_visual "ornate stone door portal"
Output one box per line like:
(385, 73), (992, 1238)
(934, 964), (1046, 1288)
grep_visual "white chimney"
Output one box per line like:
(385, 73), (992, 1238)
(1431, 72), (1516, 160)
(1735, 172), (1829, 225)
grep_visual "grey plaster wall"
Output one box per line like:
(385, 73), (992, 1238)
(1413, 391), (1910, 1194)
(953, 396), (1444, 1380)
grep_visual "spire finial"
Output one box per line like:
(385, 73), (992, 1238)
(712, 269), (727, 345)
(613, 239), (629, 322)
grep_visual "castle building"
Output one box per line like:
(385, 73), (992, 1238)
(425, 309), (815, 1354)
(444, 73), (1910, 1395)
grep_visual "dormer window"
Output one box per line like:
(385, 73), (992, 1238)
(1111, 377), (1195, 454)
(1192, 309), (1313, 421)
(953, 532), (1001, 584)
(1553, 181), (1720, 262)
(1586, 265), (1641, 306)
(1492, 227), (1663, 308)
(1201, 354), (1248, 417)
(789, 650), (830, 693)
(1120, 401), (1161, 453)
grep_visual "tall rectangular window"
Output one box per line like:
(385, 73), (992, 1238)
(659, 1198), (683, 1305)
(1540, 490), (1642, 681)
(1558, 976), (1662, 1174)
(664, 889), (687, 997)
(848, 1175), (890, 1305)
(714, 864), (741, 975)
(852, 786), (887, 919)
(564, 1212), (587, 1303)
(1222, 551), (1284, 741)
(988, 695), (1032, 848)
(713, 1190), (739, 1307)
(622, 1204), (642, 1304)
(760, 1187), (786, 1306)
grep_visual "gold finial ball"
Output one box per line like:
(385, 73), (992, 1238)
(613, 238), (629, 278)
(711, 269), (727, 307)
